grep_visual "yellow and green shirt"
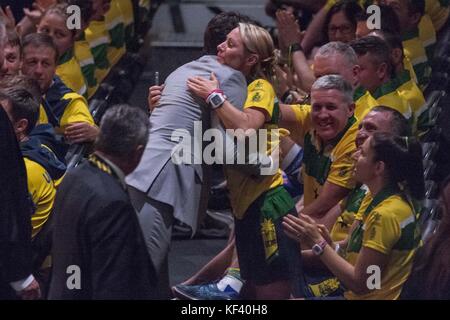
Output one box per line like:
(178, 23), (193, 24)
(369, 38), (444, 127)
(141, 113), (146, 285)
(24, 158), (56, 238)
(85, 19), (111, 84)
(56, 48), (87, 98)
(291, 104), (358, 207)
(105, 0), (126, 66)
(354, 79), (414, 131)
(344, 187), (420, 300)
(225, 79), (284, 219)
(331, 184), (370, 241)
(117, 0), (135, 47)
(74, 33), (98, 98)
(425, 0), (450, 31)
(394, 70), (427, 135)
(402, 28), (432, 90)
(38, 76), (95, 135)
(418, 14), (437, 61)
(353, 87), (377, 121)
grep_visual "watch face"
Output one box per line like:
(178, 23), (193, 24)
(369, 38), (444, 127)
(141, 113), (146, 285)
(312, 244), (322, 255)
(211, 95), (223, 105)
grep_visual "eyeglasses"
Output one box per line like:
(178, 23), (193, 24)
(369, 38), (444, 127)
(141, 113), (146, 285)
(328, 25), (354, 35)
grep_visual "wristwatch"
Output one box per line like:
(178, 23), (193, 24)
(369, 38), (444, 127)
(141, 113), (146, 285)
(207, 92), (226, 109)
(312, 239), (327, 256)
(289, 43), (303, 53)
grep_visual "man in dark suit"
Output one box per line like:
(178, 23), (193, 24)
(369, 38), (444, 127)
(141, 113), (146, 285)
(0, 22), (41, 300)
(48, 104), (158, 299)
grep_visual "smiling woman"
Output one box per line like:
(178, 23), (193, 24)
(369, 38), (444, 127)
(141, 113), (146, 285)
(37, 3), (87, 97)
(187, 22), (304, 300)
(283, 132), (424, 300)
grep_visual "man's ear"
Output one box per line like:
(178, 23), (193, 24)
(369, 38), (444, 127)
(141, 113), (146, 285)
(377, 62), (389, 80)
(410, 12), (422, 27)
(15, 118), (29, 137)
(348, 102), (356, 117)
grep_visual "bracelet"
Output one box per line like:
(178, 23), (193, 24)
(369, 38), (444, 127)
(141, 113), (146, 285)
(207, 88), (223, 98)
(288, 43), (302, 70)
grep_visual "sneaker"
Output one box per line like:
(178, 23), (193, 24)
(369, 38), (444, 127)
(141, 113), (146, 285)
(172, 283), (239, 300)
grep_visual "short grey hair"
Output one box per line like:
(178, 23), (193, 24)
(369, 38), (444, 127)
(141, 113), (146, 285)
(95, 104), (149, 159)
(316, 41), (358, 67)
(311, 74), (354, 104)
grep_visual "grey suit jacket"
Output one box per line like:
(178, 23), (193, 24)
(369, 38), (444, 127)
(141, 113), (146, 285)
(126, 55), (247, 232)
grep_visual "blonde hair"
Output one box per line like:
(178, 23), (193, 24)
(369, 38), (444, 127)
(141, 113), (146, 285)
(238, 22), (275, 81)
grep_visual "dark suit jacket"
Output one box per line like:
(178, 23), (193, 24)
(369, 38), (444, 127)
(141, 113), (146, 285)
(0, 107), (33, 299)
(48, 160), (157, 300)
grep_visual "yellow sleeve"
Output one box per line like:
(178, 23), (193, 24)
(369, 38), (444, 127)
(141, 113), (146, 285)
(24, 159), (56, 238)
(326, 124), (357, 190)
(290, 104), (311, 146)
(38, 104), (49, 125)
(362, 208), (401, 255)
(243, 79), (276, 118)
(59, 93), (95, 129)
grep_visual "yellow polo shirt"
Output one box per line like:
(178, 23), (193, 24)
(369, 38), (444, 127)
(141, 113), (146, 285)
(225, 79), (285, 219)
(56, 48), (87, 98)
(24, 158), (56, 238)
(344, 189), (420, 300)
(291, 104), (358, 207)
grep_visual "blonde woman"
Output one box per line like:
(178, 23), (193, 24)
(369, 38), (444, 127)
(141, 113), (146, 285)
(186, 23), (303, 299)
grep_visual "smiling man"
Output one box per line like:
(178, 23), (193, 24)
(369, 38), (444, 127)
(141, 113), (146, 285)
(287, 75), (358, 229)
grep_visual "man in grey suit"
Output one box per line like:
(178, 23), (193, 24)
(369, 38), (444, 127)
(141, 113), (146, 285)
(126, 12), (251, 297)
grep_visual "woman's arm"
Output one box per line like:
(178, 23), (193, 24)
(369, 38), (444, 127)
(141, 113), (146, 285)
(187, 73), (267, 131)
(283, 213), (389, 295)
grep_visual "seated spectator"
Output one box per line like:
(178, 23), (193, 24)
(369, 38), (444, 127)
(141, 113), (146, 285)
(116, 0), (135, 49)
(48, 104), (158, 300)
(84, 0), (112, 85)
(21, 33), (98, 146)
(301, 0), (364, 55)
(350, 36), (413, 125)
(105, 0), (126, 66)
(323, 1), (362, 44)
(424, 0), (449, 32)
(283, 131), (424, 299)
(370, 30), (428, 136)
(0, 29), (21, 79)
(383, 0), (431, 89)
(66, 0), (99, 98)
(37, 2), (88, 97)
(400, 174), (450, 300)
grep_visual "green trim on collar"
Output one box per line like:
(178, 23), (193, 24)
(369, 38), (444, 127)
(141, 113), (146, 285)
(353, 86), (367, 101)
(401, 27), (419, 41)
(58, 48), (74, 65)
(326, 115), (356, 147)
(371, 77), (401, 99)
(394, 69), (412, 87)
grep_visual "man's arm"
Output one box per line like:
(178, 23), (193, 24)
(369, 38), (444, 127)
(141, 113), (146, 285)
(302, 181), (351, 229)
(88, 200), (141, 299)
(280, 0), (327, 13)
(301, 2), (330, 54)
